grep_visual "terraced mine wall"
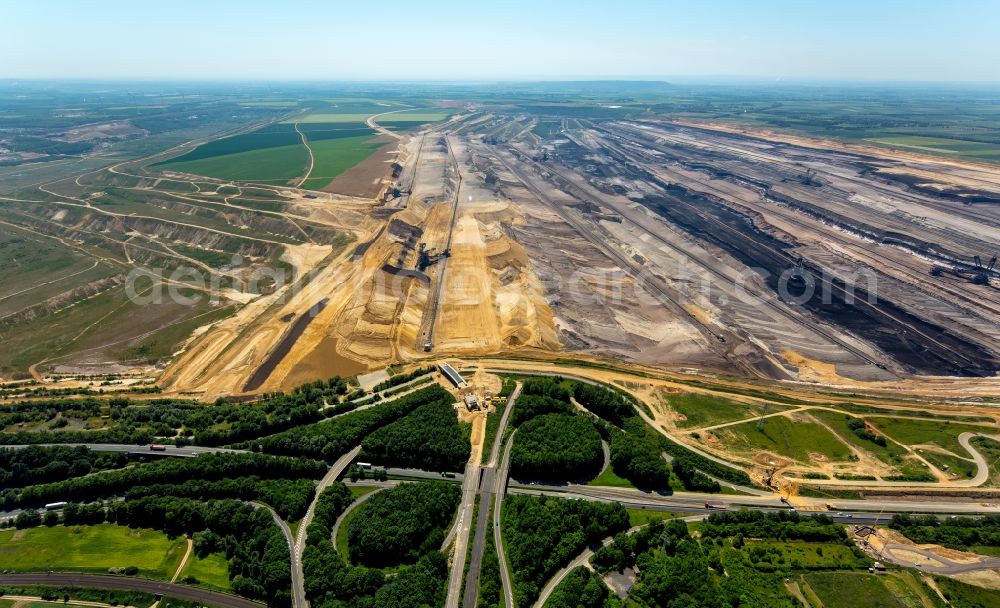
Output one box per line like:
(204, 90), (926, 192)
(638, 185), (999, 377)
(243, 297), (330, 391)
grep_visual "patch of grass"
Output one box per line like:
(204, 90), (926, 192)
(881, 571), (947, 608)
(588, 464), (636, 488)
(972, 437), (1000, 487)
(809, 409), (936, 480)
(0, 524), (186, 579)
(626, 508), (689, 527)
(869, 417), (990, 456)
(179, 551), (231, 590)
(934, 575), (1000, 608)
(968, 545), (1000, 558)
(665, 392), (783, 429)
(802, 572), (909, 608)
(721, 414), (852, 463)
(171, 244), (236, 268)
(0, 225), (116, 313)
(0, 284), (227, 373)
(866, 135), (1000, 161)
(916, 448), (977, 479)
(348, 485), (379, 499)
(747, 540), (870, 569)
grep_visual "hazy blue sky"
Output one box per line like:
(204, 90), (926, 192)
(4, 0), (999, 81)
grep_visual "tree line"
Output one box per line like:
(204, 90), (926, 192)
(0, 445), (129, 490)
(346, 481), (460, 568)
(360, 390), (470, 471)
(501, 494), (629, 607)
(249, 385), (451, 459)
(1, 451), (325, 510)
(301, 482), (449, 608)
(546, 566), (622, 608)
(890, 513), (1000, 549)
(124, 476), (316, 520)
(8, 496), (292, 607)
(511, 414), (604, 481)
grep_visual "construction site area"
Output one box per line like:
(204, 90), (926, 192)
(146, 105), (1000, 402)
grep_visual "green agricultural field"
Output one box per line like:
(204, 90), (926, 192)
(664, 392), (784, 429)
(0, 524), (187, 578)
(291, 113), (383, 124)
(297, 123), (374, 141)
(378, 110), (454, 130)
(301, 134), (383, 191)
(158, 124), (301, 163)
(719, 415), (851, 463)
(156, 143), (309, 183)
(179, 551), (232, 590)
(867, 417), (991, 456)
(865, 135), (1000, 161)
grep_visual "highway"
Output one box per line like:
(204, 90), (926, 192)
(444, 458), (482, 607)
(0, 444), (245, 457)
(507, 483), (1000, 522)
(292, 445), (361, 608)
(494, 430), (517, 608)
(249, 502), (296, 606)
(462, 382), (521, 608)
(0, 574), (263, 608)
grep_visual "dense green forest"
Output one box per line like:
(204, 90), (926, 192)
(0, 445), (129, 489)
(510, 394), (574, 426)
(346, 481), (460, 567)
(501, 494), (629, 606)
(0, 376), (355, 447)
(609, 417), (674, 490)
(361, 390), (470, 471)
(124, 476), (316, 520)
(573, 383), (636, 426)
(545, 566), (622, 608)
(510, 414), (603, 481)
(252, 385), (451, 459)
(890, 514), (1000, 549)
(301, 482), (449, 608)
(0, 452), (325, 515)
(587, 513), (871, 608)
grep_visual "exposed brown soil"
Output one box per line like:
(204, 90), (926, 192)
(323, 137), (398, 198)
